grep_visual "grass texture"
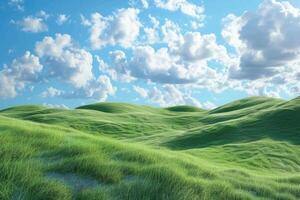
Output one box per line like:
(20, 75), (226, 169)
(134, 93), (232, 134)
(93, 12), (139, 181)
(0, 96), (300, 200)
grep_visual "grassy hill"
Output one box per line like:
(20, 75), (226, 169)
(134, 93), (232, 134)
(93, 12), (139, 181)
(0, 96), (300, 200)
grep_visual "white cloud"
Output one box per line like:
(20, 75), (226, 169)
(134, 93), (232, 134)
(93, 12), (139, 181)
(37, 10), (49, 19)
(149, 14), (160, 28)
(0, 51), (43, 99)
(43, 103), (69, 109)
(174, 32), (230, 63)
(154, 0), (205, 20)
(18, 16), (48, 33)
(133, 85), (148, 98)
(83, 75), (116, 101)
(80, 14), (91, 26)
(142, 15), (160, 44)
(141, 0), (149, 8)
(236, 80), (282, 98)
(190, 21), (204, 30)
(8, 0), (24, 11)
(56, 14), (69, 25)
(35, 34), (93, 88)
(161, 19), (182, 45)
(223, 0), (300, 80)
(9, 51), (43, 82)
(0, 72), (17, 99)
(144, 27), (159, 44)
(85, 8), (141, 49)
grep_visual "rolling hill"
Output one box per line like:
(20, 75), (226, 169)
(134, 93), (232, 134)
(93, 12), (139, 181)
(0, 96), (299, 200)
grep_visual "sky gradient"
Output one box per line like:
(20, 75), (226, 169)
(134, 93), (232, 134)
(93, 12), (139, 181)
(0, 0), (300, 109)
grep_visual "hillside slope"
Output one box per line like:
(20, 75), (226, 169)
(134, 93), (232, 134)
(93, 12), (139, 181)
(0, 96), (300, 200)
(166, 97), (300, 149)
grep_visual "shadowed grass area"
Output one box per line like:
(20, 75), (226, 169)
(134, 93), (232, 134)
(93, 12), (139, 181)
(0, 96), (300, 199)
(165, 105), (206, 112)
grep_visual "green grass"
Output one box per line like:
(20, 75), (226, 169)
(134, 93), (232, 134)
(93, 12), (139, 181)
(0, 96), (299, 199)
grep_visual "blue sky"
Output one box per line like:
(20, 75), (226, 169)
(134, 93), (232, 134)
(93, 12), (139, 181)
(0, 0), (300, 109)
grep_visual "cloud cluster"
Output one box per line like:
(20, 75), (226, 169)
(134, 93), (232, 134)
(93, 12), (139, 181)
(223, 0), (300, 81)
(0, 52), (43, 98)
(18, 16), (48, 33)
(56, 14), (69, 25)
(109, 30), (229, 87)
(1, 34), (116, 101)
(4, 0), (300, 104)
(84, 8), (141, 49)
(35, 34), (93, 88)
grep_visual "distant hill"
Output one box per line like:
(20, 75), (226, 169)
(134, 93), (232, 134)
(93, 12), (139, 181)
(210, 96), (284, 113)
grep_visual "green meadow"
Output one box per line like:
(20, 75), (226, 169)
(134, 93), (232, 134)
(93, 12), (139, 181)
(0, 96), (300, 200)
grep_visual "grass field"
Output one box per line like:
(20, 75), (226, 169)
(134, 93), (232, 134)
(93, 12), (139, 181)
(0, 96), (300, 200)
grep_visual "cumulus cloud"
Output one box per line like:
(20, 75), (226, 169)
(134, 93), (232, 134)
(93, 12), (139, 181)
(84, 8), (141, 49)
(161, 19), (182, 45)
(0, 72), (17, 99)
(35, 34), (116, 101)
(109, 30), (230, 88)
(17, 16), (48, 33)
(0, 51), (43, 99)
(81, 75), (116, 101)
(109, 46), (198, 84)
(173, 32), (229, 63)
(223, 0), (300, 80)
(154, 0), (205, 20)
(9, 51), (43, 82)
(56, 14), (69, 25)
(143, 27), (159, 44)
(234, 80), (282, 98)
(35, 34), (93, 88)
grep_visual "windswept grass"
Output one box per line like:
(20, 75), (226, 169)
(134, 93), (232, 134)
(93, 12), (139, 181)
(0, 96), (299, 199)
